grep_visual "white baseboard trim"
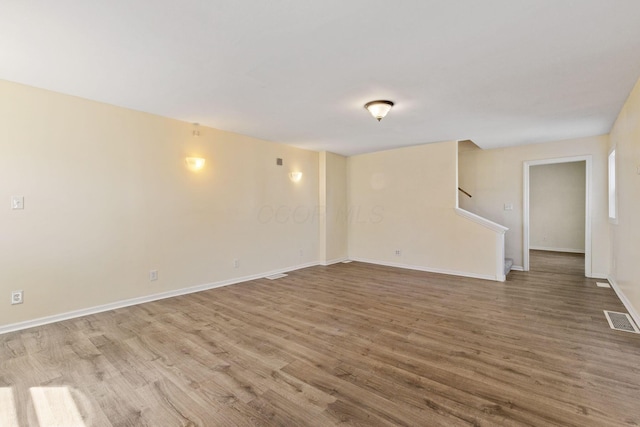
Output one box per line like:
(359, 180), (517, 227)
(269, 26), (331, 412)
(608, 276), (640, 330)
(0, 261), (320, 336)
(510, 265), (524, 271)
(529, 246), (585, 254)
(322, 257), (349, 266)
(350, 257), (499, 282)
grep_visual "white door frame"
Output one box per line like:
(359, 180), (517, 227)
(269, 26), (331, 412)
(523, 155), (592, 277)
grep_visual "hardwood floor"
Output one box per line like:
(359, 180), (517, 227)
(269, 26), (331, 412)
(1, 261), (639, 426)
(530, 250), (585, 276)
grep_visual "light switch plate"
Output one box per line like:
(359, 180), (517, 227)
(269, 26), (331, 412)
(504, 203), (514, 211)
(11, 196), (24, 210)
(11, 290), (23, 305)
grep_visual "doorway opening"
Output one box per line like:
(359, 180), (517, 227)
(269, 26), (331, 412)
(523, 156), (592, 277)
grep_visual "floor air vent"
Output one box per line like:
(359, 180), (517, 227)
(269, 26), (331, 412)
(603, 311), (640, 333)
(265, 273), (288, 280)
(596, 282), (611, 288)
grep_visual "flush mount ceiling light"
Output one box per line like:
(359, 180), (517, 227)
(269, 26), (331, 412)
(364, 100), (394, 122)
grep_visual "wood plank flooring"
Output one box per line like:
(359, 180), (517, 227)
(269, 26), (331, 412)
(530, 250), (585, 276)
(1, 259), (639, 426)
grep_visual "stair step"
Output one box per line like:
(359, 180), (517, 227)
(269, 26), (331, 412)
(504, 258), (514, 275)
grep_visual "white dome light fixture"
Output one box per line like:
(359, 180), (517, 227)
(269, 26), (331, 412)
(364, 100), (394, 122)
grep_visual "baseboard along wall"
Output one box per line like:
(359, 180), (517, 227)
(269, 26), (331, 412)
(0, 261), (319, 335)
(529, 246), (585, 254)
(350, 257), (499, 282)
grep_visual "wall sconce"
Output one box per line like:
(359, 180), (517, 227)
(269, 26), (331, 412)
(289, 172), (302, 182)
(185, 157), (206, 171)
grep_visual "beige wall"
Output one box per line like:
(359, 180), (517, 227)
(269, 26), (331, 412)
(318, 151), (348, 264)
(1, 80), (319, 327)
(458, 135), (609, 276)
(530, 162), (586, 252)
(348, 141), (503, 280)
(609, 77), (640, 321)
(3, 76), (628, 329)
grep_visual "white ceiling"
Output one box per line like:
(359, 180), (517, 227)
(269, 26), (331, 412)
(2, 1), (640, 156)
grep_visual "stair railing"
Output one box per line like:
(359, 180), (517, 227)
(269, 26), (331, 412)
(458, 187), (472, 198)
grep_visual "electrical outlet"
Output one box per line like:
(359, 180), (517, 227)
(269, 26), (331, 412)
(395, 249), (402, 256)
(299, 249), (304, 257)
(234, 259), (240, 269)
(11, 290), (23, 305)
(149, 270), (158, 281)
